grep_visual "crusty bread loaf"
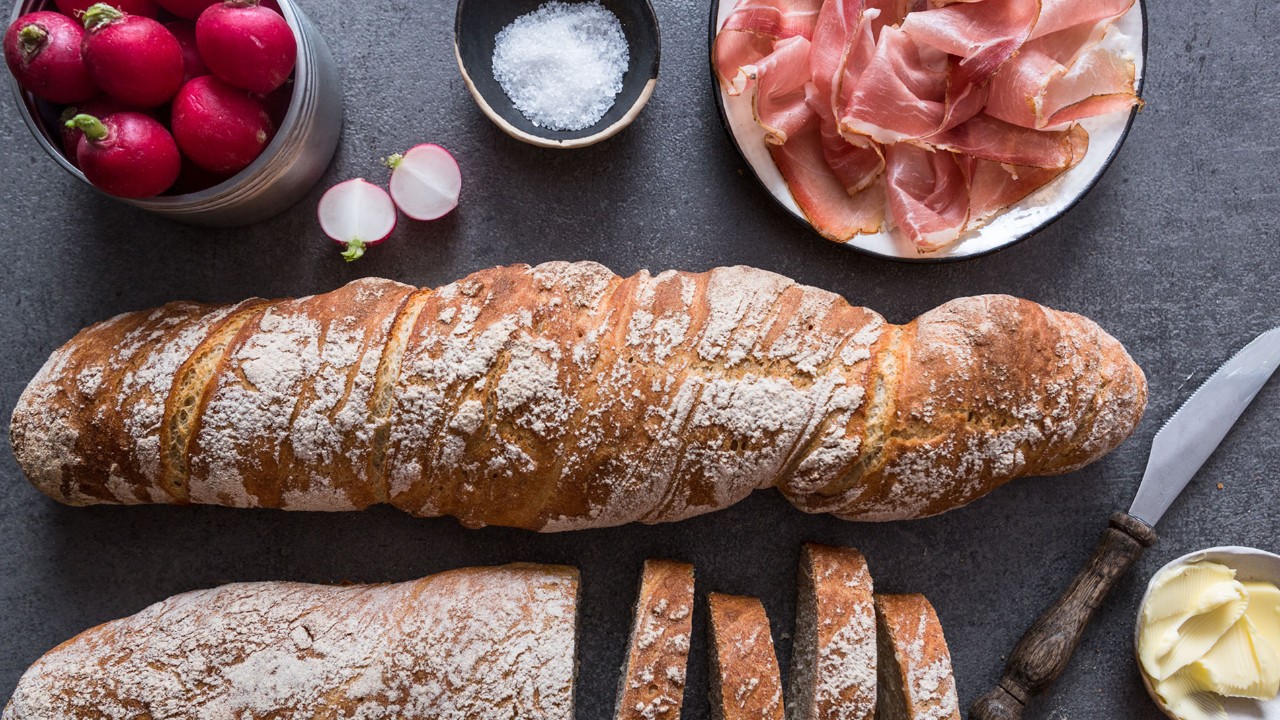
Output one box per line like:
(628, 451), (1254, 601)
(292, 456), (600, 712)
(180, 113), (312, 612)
(788, 544), (877, 720)
(615, 560), (695, 720)
(2, 564), (579, 720)
(874, 594), (961, 720)
(708, 593), (785, 720)
(11, 261), (1147, 530)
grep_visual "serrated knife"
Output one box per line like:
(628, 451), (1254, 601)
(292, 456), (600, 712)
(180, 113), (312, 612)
(971, 326), (1280, 720)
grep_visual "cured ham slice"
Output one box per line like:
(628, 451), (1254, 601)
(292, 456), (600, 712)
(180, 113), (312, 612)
(715, 0), (825, 93)
(900, 0), (1040, 133)
(964, 159), (1073, 225)
(899, 0), (1040, 81)
(840, 27), (948, 143)
(809, 0), (867, 119)
(986, 25), (1140, 129)
(808, 84), (884, 194)
(1031, 0), (1134, 39)
(866, 0), (911, 36)
(927, 113), (1088, 168)
(772, 121), (885, 241)
(884, 143), (969, 251)
(753, 36), (818, 144)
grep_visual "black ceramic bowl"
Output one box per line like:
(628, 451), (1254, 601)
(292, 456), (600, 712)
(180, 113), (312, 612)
(455, 0), (660, 148)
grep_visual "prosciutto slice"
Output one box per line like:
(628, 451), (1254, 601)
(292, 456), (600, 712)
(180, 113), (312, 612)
(899, 0), (1041, 81)
(752, 36), (818, 144)
(809, 84), (885, 195)
(927, 113), (1088, 168)
(1031, 0), (1134, 39)
(715, 0), (824, 93)
(809, 0), (867, 119)
(772, 121), (886, 240)
(840, 26), (949, 143)
(964, 159), (1073, 224)
(884, 143), (970, 251)
(986, 24), (1140, 129)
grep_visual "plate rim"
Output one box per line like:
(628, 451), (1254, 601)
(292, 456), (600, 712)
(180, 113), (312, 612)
(706, 0), (1150, 264)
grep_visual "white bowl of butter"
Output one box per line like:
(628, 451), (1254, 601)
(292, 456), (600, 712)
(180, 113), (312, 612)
(1136, 547), (1280, 720)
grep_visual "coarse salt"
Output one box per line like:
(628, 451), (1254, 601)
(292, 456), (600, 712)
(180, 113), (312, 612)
(492, 1), (630, 132)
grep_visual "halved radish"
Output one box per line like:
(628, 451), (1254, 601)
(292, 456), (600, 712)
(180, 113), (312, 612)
(385, 144), (461, 221)
(318, 178), (396, 262)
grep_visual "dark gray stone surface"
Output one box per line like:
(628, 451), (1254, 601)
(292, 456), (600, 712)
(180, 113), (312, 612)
(1, 0), (1277, 716)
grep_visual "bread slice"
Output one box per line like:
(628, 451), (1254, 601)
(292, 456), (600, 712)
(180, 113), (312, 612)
(874, 594), (961, 720)
(614, 560), (695, 720)
(788, 544), (876, 720)
(708, 593), (785, 720)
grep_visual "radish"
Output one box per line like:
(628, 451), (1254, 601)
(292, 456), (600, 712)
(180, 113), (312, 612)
(80, 4), (185, 107)
(66, 111), (180, 198)
(318, 179), (397, 262)
(196, 0), (296, 94)
(165, 21), (208, 81)
(155, 0), (220, 20)
(4, 12), (96, 104)
(170, 75), (275, 174)
(58, 96), (126, 160)
(56, 0), (159, 19)
(385, 145), (462, 221)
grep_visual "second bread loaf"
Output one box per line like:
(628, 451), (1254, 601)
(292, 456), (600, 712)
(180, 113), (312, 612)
(2, 564), (579, 719)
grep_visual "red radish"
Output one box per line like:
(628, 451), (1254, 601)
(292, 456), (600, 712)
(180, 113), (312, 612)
(318, 179), (397, 262)
(385, 145), (462, 221)
(196, 0), (296, 94)
(170, 75), (275, 174)
(58, 96), (127, 160)
(81, 4), (185, 107)
(56, 0), (159, 18)
(66, 111), (180, 198)
(155, 0), (220, 20)
(165, 21), (208, 81)
(4, 12), (96, 103)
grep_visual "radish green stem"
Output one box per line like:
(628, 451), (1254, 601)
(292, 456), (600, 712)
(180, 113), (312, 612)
(382, 154), (404, 170)
(81, 4), (124, 31)
(17, 25), (47, 60)
(66, 114), (108, 142)
(341, 239), (367, 262)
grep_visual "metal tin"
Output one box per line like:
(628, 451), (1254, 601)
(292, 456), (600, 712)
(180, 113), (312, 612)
(8, 0), (343, 226)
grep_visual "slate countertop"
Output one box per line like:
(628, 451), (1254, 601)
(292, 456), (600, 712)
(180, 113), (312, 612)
(1, 0), (1276, 717)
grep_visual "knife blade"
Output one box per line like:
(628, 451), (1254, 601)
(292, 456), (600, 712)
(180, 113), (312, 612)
(1130, 326), (1280, 525)
(971, 326), (1280, 720)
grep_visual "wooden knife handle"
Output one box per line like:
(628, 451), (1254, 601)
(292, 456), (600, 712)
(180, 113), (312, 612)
(970, 512), (1157, 720)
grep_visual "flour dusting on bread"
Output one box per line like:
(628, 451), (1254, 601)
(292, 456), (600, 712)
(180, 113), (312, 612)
(10, 262), (1147, 532)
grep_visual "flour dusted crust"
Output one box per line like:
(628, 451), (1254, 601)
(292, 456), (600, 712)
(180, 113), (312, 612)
(615, 560), (695, 720)
(187, 278), (415, 510)
(874, 594), (961, 720)
(788, 544), (876, 720)
(9, 299), (256, 505)
(1, 564), (579, 720)
(11, 262), (1148, 530)
(708, 593), (785, 720)
(825, 295), (1149, 521)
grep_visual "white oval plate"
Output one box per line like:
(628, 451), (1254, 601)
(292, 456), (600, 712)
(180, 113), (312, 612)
(1136, 546), (1280, 720)
(709, 1), (1147, 262)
